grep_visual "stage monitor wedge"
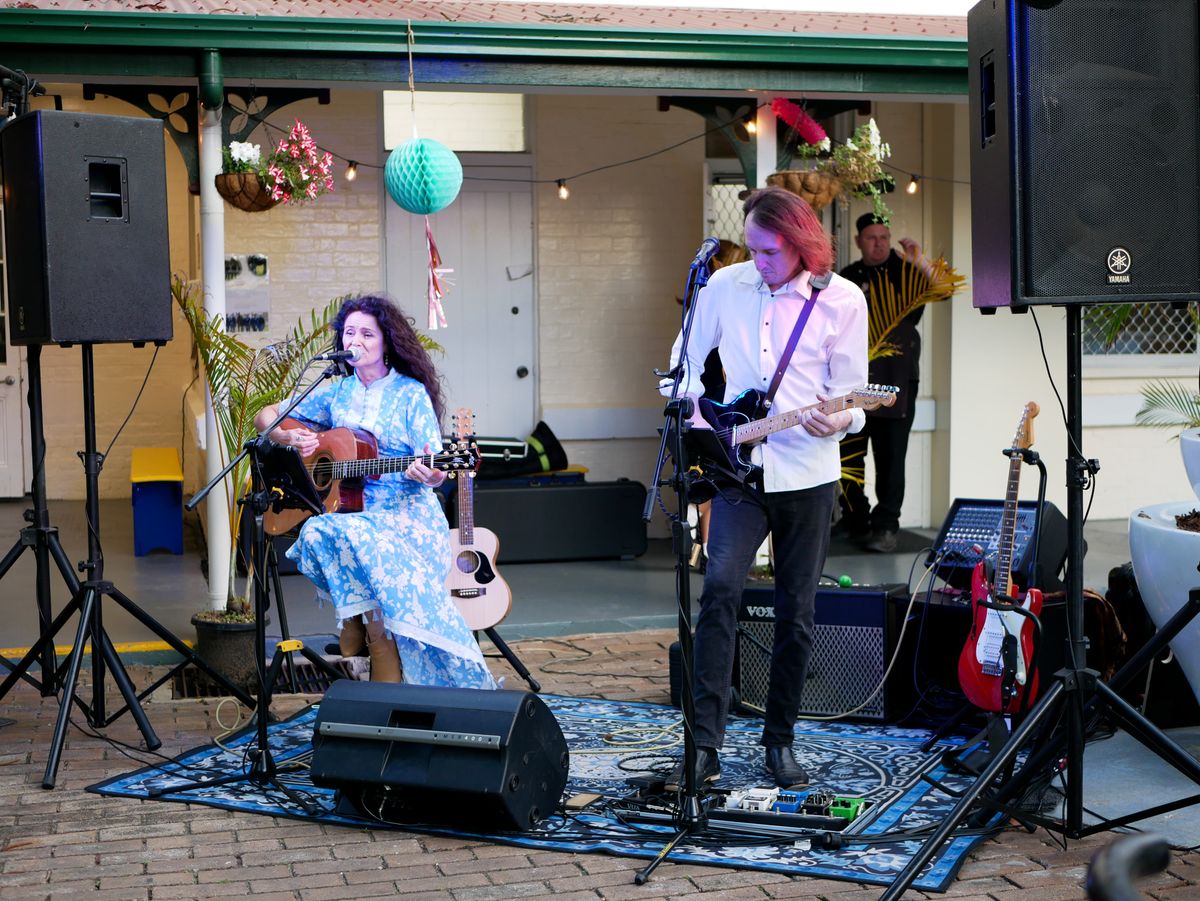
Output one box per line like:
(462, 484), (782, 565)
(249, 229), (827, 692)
(310, 681), (569, 832)
(968, 0), (1200, 309)
(0, 110), (172, 345)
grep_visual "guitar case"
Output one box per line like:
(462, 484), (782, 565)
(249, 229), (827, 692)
(456, 476), (648, 563)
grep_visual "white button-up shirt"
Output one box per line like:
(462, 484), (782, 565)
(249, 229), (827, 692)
(664, 261), (868, 493)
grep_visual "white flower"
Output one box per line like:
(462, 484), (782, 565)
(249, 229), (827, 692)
(818, 137), (831, 152)
(229, 141), (261, 165)
(866, 119), (891, 161)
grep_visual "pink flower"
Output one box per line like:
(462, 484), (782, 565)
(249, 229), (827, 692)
(772, 98), (827, 147)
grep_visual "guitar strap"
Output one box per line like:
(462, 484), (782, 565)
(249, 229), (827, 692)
(762, 271), (829, 411)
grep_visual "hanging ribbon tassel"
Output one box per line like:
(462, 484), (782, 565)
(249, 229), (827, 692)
(425, 216), (451, 330)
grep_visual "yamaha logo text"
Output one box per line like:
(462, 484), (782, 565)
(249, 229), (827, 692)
(1107, 247), (1131, 284)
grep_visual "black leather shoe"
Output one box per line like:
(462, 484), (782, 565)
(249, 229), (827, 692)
(665, 747), (721, 792)
(765, 746), (810, 789)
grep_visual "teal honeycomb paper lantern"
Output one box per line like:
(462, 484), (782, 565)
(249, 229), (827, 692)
(384, 138), (463, 214)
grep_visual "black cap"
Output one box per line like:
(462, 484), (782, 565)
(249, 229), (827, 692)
(855, 212), (887, 233)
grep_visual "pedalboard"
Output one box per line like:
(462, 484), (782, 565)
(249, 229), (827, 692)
(714, 787), (870, 832)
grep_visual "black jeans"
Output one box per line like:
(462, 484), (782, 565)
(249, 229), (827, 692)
(839, 380), (918, 534)
(691, 480), (836, 749)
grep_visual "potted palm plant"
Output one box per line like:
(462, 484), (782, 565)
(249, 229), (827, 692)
(174, 276), (340, 688)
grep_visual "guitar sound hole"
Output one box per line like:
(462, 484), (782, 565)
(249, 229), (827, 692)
(456, 550), (481, 575)
(311, 458), (333, 491)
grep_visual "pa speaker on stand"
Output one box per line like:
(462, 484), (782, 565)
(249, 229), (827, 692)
(969, 0), (1200, 310)
(0, 109), (172, 345)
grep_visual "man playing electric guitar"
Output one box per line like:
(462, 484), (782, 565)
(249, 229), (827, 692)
(659, 186), (868, 792)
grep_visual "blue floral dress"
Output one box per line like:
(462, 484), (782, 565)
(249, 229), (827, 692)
(284, 369), (496, 689)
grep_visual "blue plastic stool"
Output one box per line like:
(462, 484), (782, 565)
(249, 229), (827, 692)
(131, 447), (183, 556)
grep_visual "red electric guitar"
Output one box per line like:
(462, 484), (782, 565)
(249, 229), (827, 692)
(446, 409), (512, 630)
(956, 402), (1044, 715)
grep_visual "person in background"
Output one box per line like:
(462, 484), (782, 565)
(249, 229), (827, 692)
(836, 212), (934, 554)
(660, 187), (867, 791)
(255, 294), (495, 688)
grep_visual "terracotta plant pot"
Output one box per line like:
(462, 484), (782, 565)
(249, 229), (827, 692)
(214, 172), (279, 213)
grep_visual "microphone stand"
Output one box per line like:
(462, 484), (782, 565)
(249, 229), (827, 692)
(638, 242), (715, 883)
(149, 357), (343, 813)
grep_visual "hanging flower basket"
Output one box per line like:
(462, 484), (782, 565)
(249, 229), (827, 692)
(766, 169), (843, 211)
(214, 172), (279, 213)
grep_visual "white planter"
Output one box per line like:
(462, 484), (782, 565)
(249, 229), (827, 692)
(1181, 428), (1200, 499)
(1128, 501), (1200, 703)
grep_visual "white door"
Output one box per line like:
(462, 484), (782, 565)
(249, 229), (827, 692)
(384, 165), (535, 440)
(0, 203), (28, 498)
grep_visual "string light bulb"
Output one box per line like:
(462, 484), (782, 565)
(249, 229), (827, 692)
(745, 119), (757, 135)
(345, 160), (359, 182)
(556, 179), (570, 200)
(906, 174), (919, 195)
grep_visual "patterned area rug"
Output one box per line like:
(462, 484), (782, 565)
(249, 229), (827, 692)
(88, 694), (993, 892)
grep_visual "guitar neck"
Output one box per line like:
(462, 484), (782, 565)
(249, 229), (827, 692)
(457, 470), (474, 543)
(325, 453), (430, 481)
(994, 453), (1023, 598)
(733, 394), (859, 445)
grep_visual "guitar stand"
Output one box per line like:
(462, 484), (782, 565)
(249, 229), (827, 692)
(479, 627), (541, 692)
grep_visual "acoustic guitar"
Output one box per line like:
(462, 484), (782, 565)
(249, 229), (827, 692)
(263, 417), (477, 535)
(445, 408), (512, 630)
(956, 402), (1044, 715)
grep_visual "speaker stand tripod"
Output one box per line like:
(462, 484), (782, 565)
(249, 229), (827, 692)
(0, 345), (82, 694)
(0, 344), (255, 788)
(880, 306), (1200, 899)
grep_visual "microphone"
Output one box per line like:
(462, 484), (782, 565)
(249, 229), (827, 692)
(314, 347), (362, 363)
(690, 237), (721, 268)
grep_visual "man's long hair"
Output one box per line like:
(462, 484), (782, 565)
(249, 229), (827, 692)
(332, 294), (446, 424)
(742, 186), (834, 279)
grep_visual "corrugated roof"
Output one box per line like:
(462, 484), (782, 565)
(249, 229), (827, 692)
(3, 1), (967, 38)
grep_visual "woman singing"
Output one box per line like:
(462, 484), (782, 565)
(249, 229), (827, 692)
(255, 294), (495, 689)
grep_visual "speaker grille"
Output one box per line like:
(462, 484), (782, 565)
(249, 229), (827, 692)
(1017, 0), (1200, 298)
(738, 621), (888, 720)
(734, 586), (903, 722)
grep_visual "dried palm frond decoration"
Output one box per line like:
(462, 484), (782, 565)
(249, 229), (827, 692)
(866, 256), (966, 360)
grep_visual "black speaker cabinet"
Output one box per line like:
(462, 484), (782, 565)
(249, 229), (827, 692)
(0, 110), (172, 345)
(310, 681), (570, 831)
(968, 0), (1200, 308)
(735, 584), (908, 722)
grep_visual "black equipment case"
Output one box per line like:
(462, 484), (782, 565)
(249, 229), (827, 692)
(455, 476), (648, 563)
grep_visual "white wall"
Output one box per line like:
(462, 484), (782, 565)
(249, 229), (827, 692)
(532, 95), (703, 536)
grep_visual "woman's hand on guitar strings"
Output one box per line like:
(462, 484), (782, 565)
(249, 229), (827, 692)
(273, 424), (320, 457)
(406, 444), (447, 488)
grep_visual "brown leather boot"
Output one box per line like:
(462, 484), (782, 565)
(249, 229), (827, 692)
(365, 617), (402, 683)
(338, 615), (366, 657)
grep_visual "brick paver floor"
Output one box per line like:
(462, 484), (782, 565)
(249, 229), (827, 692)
(2, 629), (1198, 900)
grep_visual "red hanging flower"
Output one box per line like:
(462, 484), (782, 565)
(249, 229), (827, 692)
(771, 98), (828, 148)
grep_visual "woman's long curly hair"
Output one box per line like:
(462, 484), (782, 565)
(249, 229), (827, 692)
(331, 294), (446, 424)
